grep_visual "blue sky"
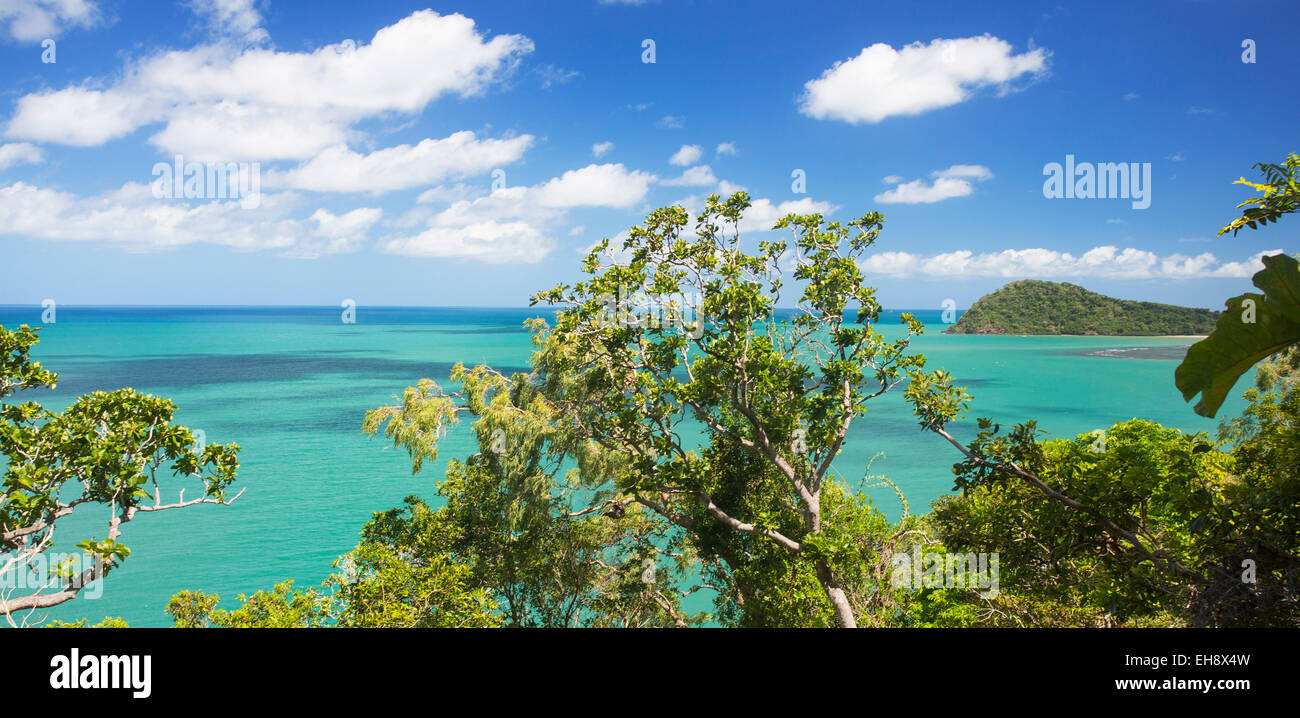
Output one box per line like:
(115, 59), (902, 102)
(0, 0), (1296, 309)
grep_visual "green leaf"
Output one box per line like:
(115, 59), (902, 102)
(1175, 253), (1300, 417)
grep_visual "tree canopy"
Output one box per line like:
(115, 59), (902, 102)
(1, 324), (241, 625)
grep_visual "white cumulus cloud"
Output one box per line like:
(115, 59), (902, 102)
(669, 144), (702, 166)
(381, 220), (552, 263)
(0, 142), (44, 169)
(5, 10), (534, 161)
(934, 164), (994, 180)
(661, 165), (718, 187)
(533, 163), (655, 209)
(386, 163), (657, 264)
(800, 35), (1048, 124)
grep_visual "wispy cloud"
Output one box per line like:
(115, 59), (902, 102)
(0, 180), (381, 258)
(874, 164), (993, 204)
(0, 0), (100, 42)
(189, 0), (267, 43)
(656, 114), (684, 129)
(536, 63), (580, 89)
(267, 132), (534, 194)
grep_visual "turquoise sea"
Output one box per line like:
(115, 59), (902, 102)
(0, 306), (1245, 626)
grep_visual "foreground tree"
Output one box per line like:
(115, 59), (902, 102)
(364, 193), (934, 627)
(687, 438), (907, 627)
(542, 195), (933, 626)
(1, 324), (241, 625)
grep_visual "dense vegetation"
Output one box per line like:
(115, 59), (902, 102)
(945, 279), (1219, 335)
(921, 408), (1298, 627)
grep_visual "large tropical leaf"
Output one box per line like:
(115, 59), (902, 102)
(1175, 253), (1300, 417)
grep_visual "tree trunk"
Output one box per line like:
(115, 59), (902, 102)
(815, 559), (857, 628)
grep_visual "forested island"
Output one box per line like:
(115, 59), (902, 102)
(945, 279), (1220, 335)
